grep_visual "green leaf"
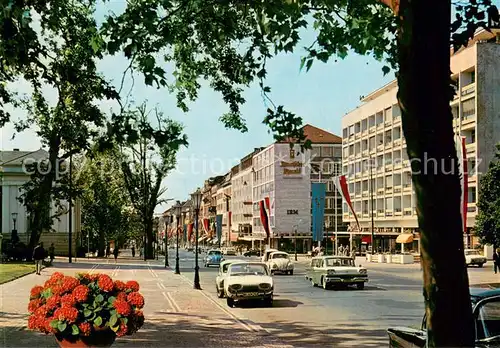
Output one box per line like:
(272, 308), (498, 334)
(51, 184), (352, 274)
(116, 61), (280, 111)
(84, 309), (92, 317)
(110, 309), (117, 316)
(94, 316), (103, 327)
(110, 314), (118, 327)
(305, 59), (313, 72)
(95, 294), (104, 303)
(111, 325), (119, 332)
(71, 325), (79, 336)
(108, 296), (116, 304)
(50, 320), (59, 328)
(121, 317), (128, 325)
(58, 322), (67, 332)
(382, 65), (391, 76)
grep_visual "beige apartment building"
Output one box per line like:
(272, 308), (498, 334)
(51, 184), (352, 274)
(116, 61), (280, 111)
(341, 29), (500, 252)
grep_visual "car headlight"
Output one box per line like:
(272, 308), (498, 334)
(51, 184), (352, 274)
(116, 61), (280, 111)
(228, 284), (242, 292)
(258, 283), (272, 290)
(327, 269), (336, 275)
(359, 269), (367, 274)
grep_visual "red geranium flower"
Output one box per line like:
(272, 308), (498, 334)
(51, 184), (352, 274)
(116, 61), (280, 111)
(60, 276), (79, 294)
(43, 317), (56, 334)
(51, 285), (63, 296)
(34, 305), (50, 318)
(46, 295), (61, 310)
(79, 322), (91, 336)
(53, 306), (78, 323)
(116, 323), (128, 337)
(97, 274), (114, 292)
(72, 285), (89, 302)
(30, 285), (44, 299)
(125, 280), (139, 292)
(113, 299), (131, 316)
(61, 294), (77, 307)
(116, 292), (127, 301)
(114, 280), (126, 291)
(28, 299), (43, 313)
(127, 292), (145, 309)
(28, 314), (44, 330)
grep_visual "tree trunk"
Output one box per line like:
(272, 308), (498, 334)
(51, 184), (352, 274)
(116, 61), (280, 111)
(397, 0), (474, 345)
(145, 218), (154, 259)
(98, 230), (105, 257)
(27, 148), (58, 251)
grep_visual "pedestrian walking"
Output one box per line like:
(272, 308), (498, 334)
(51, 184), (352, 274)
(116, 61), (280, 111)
(131, 246), (135, 258)
(48, 243), (55, 265)
(106, 244), (111, 258)
(113, 246), (119, 263)
(494, 249), (500, 274)
(33, 242), (45, 275)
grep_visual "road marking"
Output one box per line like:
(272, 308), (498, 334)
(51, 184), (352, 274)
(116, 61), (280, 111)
(161, 292), (175, 312)
(162, 291), (181, 312)
(89, 264), (99, 274)
(111, 266), (120, 277)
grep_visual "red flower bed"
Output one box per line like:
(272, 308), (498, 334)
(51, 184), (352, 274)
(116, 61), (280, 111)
(27, 272), (145, 341)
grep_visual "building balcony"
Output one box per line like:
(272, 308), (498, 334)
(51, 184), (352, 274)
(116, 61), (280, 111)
(466, 143), (476, 154)
(377, 123), (384, 129)
(403, 208), (412, 216)
(461, 121), (476, 131)
(377, 188), (385, 194)
(385, 121), (392, 128)
(468, 175), (477, 183)
(394, 209), (402, 216)
(394, 186), (402, 193)
(377, 211), (385, 217)
(362, 191), (369, 197)
(377, 145), (384, 152)
(362, 149), (368, 156)
(393, 117), (401, 125)
(462, 114), (476, 125)
(355, 133), (361, 139)
(461, 83), (475, 97)
(377, 166), (384, 173)
(386, 186), (393, 193)
(362, 213), (369, 218)
(394, 161), (402, 169)
(385, 164), (393, 171)
(369, 127), (376, 134)
(385, 210), (393, 217)
(403, 183), (412, 191)
(394, 139), (401, 147)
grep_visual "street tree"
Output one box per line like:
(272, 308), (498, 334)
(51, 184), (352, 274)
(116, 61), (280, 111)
(76, 148), (139, 256)
(106, 103), (187, 259)
(100, 0), (498, 345)
(476, 144), (500, 248)
(13, 1), (118, 251)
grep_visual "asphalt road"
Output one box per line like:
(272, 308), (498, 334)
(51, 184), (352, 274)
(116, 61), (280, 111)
(163, 249), (426, 347)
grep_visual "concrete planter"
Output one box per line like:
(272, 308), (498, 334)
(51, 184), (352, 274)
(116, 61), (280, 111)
(377, 254), (385, 263)
(366, 254), (372, 262)
(386, 254), (392, 263)
(400, 254), (414, 264)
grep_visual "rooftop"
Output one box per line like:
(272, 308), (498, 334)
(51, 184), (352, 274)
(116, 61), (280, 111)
(279, 124), (342, 144)
(0, 149), (48, 166)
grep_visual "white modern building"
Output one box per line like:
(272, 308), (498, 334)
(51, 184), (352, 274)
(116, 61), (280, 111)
(0, 148), (81, 255)
(341, 29), (500, 252)
(230, 149), (260, 245)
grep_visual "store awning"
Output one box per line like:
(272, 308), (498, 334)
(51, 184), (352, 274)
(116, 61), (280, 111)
(396, 233), (414, 244)
(361, 236), (372, 244)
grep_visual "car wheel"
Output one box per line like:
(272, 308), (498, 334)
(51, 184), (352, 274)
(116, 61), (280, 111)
(263, 295), (273, 307)
(322, 277), (329, 290)
(357, 283), (365, 290)
(479, 263), (484, 268)
(226, 298), (235, 307)
(289, 270), (294, 275)
(217, 287), (224, 298)
(311, 278), (316, 287)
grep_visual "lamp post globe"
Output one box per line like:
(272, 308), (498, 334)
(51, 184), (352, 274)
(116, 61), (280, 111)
(174, 201), (182, 275)
(191, 188), (203, 290)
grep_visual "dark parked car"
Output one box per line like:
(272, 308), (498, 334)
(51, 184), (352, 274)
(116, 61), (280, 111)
(388, 287), (500, 347)
(243, 249), (261, 257)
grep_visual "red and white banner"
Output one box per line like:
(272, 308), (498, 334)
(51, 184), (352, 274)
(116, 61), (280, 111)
(333, 175), (360, 230)
(187, 223), (194, 242)
(202, 218), (210, 235)
(456, 135), (468, 234)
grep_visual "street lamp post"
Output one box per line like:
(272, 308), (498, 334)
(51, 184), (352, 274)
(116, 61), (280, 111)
(11, 212), (18, 244)
(191, 188), (203, 290)
(174, 201), (182, 274)
(164, 217), (170, 267)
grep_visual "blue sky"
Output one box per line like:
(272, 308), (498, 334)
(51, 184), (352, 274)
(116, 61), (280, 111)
(0, 2), (394, 212)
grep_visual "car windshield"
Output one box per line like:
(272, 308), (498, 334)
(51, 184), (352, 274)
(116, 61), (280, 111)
(465, 250), (480, 255)
(325, 258), (355, 267)
(272, 253), (289, 259)
(229, 264), (268, 276)
(209, 251), (221, 256)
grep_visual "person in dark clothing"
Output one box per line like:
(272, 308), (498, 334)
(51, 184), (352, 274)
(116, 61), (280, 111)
(113, 247), (119, 263)
(494, 249), (500, 274)
(131, 246), (135, 257)
(106, 244), (110, 258)
(48, 243), (55, 265)
(33, 242), (45, 275)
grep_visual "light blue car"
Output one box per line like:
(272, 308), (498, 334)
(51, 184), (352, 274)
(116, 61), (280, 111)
(204, 249), (224, 267)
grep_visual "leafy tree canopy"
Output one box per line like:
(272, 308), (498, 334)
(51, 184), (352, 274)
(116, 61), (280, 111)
(475, 144), (500, 247)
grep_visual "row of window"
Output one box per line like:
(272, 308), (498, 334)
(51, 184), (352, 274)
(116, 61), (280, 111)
(310, 145), (342, 158)
(342, 104), (402, 139)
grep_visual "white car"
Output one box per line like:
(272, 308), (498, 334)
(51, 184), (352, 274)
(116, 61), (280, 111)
(224, 262), (274, 307)
(465, 249), (486, 267)
(267, 251), (294, 275)
(224, 247), (237, 256)
(215, 260), (235, 298)
(261, 248), (279, 263)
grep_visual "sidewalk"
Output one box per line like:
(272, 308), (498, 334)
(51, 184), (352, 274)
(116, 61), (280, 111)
(0, 260), (288, 347)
